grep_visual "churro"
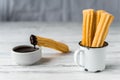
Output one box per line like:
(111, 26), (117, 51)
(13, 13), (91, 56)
(82, 9), (95, 47)
(89, 9), (95, 47)
(81, 9), (114, 47)
(81, 11), (87, 46)
(99, 13), (114, 47)
(92, 13), (107, 47)
(30, 35), (70, 53)
(96, 10), (105, 27)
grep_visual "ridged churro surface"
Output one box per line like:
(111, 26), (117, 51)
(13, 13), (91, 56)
(81, 9), (114, 47)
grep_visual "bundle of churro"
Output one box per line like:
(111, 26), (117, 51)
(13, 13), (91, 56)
(30, 35), (69, 53)
(81, 9), (114, 47)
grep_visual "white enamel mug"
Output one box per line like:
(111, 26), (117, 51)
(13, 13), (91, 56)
(74, 41), (108, 72)
(11, 45), (42, 66)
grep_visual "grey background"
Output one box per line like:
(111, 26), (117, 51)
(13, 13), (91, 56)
(0, 0), (119, 22)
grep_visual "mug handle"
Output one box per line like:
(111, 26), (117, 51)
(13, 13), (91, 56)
(74, 49), (85, 67)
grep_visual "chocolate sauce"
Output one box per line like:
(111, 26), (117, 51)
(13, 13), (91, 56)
(13, 45), (39, 53)
(30, 34), (37, 49)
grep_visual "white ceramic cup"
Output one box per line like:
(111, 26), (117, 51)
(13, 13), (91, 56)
(11, 45), (42, 65)
(74, 41), (108, 72)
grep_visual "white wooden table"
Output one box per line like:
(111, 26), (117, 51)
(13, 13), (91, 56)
(0, 22), (120, 80)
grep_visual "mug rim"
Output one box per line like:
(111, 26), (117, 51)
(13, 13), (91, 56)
(79, 41), (108, 48)
(12, 45), (40, 54)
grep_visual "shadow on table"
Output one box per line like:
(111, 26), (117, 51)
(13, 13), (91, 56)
(34, 51), (73, 65)
(105, 64), (120, 73)
(35, 57), (52, 65)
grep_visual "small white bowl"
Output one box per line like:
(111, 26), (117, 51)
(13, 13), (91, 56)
(11, 45), (42, 66)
